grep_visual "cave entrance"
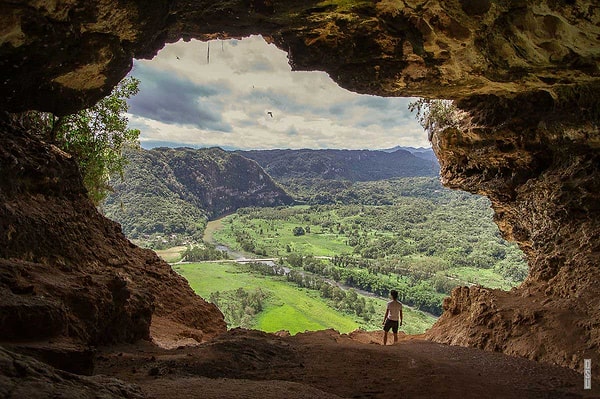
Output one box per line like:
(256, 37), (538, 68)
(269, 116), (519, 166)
(105, 36), (528, 336)
(124, 35), (425, 150)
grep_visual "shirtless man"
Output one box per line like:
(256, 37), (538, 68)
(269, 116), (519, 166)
(382, 289), (403, 345)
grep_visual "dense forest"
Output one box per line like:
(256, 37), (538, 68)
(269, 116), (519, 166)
(277, 176), (447, 205)
(103, 147), (438, 248)
(103, 146), (528, 320)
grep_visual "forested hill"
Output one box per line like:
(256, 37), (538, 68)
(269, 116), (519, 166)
(103, 147), (293, 239)
(103, 146), (439, 244)
(382, 146), (438, 162)
(237, 148), (439, 181)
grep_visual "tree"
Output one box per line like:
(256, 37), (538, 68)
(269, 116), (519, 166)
(292, 226), (305, 236)
(286, 252), (303, 268)
(408, 98), (464, 141)
(54, 77), (141, 205)
(11, 77), (140, 206)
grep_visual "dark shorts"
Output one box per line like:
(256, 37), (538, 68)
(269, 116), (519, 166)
(383, 319), (399, 333)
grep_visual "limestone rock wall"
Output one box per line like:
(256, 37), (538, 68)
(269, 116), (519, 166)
(0, 115), (226, 348)
(1, 1), (598, 112)
(425, 96), (600, 372)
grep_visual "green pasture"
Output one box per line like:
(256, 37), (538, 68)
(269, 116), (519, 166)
(214, 216), (353, 257)
(447, 267), (517, 290)
(174, 261), (436, 335)
(175, 262), (359, 334)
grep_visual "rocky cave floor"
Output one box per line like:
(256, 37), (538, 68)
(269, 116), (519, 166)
(93, 328), (598, 399)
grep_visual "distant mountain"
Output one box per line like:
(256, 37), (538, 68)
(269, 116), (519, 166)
(103, 147), (293, 238)
(238, 148), (439, 181)
(139, 140), (238, 151)
(381, 146), (438, 162)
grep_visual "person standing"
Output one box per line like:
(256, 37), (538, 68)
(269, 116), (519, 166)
(382, 289), (403, 345)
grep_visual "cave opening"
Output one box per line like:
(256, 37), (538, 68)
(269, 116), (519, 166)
(103, 35), (529, 337)
(1, 2), (599, 394)
(124, 35), (428, 150)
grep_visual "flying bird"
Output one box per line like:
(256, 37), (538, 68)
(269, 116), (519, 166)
(267, 111), (273, 118)
(176, 56), (180, 60)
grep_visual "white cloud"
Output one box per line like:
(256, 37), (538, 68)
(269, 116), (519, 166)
(127, 35), (429, 150)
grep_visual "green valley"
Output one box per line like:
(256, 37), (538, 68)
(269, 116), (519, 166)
(210, 189), (527, 317)
(174, 261), (436, 334)
(104, 147), (528, 336)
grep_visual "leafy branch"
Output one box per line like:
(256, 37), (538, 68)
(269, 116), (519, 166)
(408, 99), (466, 141)
(10, 77), (141, 205)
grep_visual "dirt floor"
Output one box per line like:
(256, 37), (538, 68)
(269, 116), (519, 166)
(95, 328), (599, 399)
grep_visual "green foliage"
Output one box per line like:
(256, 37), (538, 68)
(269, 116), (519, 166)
(8, 110), (59, 138)
(212, 178), (528, 316)
(11, 77), (141, 205)
(215, 209), (353, 257)
(183, 243), (229, 261)
(177, 262), (366, 333)
(493, 250), (529, 282)
(99, 141), (527, 330)
(209, 287), (269, 328)
(103, 147), (293, 246)
(286, 253), (304, 268)
(280, 176), (445, 205)
(103, 147), (438, 248)
(242, 258), (436, 330)
(57, 77), (141, 205)
(178, 260), (436, 334)
(292, 226), (306, 236)
(408, 98), (464, 140)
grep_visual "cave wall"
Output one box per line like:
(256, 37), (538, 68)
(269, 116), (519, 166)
(424, 89), (600, 372)
(0, 116), (226, 348)
(0, 0), (599, 374)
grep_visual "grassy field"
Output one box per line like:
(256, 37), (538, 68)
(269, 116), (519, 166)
(447, 267), (517, 290)
(174, 261), (436, 335)
(155, 246), (186, 263)
(213, 217), (353, 257)
(175, 261), (359, 334)
(208, 204), (526, 318)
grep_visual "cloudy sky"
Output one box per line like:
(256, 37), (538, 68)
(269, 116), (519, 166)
(126, 35), (429, 150)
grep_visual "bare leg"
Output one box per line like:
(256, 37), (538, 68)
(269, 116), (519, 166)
(383, 331), (388, 345)
(393, 332), (398, 344)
